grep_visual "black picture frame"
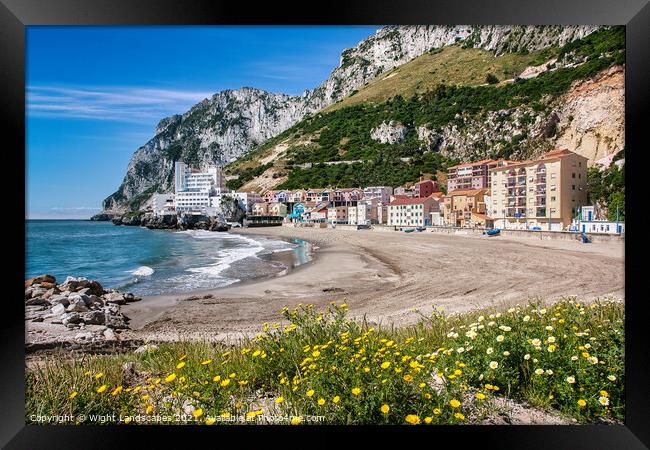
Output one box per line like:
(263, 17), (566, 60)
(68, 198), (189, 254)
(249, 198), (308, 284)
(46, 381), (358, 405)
(4, 0), (648, 447)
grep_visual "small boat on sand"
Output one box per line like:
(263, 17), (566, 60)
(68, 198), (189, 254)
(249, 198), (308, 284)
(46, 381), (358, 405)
(404, 228), (415, 233)
(485, 228), (500, 236)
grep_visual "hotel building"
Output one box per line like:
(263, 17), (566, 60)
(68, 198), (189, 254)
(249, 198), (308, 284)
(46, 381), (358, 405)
(489, 149), (588, 230)
(413, 179), (439, 198)
(174, 161), (227, 213)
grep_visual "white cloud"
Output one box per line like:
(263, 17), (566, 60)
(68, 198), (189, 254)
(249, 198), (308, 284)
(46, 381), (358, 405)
(27, 85), (214, 123)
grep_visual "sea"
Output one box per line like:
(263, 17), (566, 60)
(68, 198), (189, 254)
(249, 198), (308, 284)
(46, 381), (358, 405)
(26, 220), (313, 296)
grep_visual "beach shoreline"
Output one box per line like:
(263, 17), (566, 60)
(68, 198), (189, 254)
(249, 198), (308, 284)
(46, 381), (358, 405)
(116, 226), (624, 343)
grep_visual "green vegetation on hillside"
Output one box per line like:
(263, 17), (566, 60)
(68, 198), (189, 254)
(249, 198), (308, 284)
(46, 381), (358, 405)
(27, 298), (623, 425)
(325, 44), (559, 112)
(587, 150), (625, 221)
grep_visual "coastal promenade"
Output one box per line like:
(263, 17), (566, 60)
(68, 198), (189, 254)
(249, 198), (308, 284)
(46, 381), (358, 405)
(121, 226), (624, 343)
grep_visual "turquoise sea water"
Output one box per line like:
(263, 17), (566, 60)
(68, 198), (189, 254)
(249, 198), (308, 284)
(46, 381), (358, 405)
(26, 220), (312, 296)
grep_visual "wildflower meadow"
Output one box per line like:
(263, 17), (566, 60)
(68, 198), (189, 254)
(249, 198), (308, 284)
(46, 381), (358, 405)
(27, 297), (624, 425)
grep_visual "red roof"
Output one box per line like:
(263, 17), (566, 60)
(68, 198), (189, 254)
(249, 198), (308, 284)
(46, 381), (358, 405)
(388, 197), (433, 206)
(429, 192), (445, 199)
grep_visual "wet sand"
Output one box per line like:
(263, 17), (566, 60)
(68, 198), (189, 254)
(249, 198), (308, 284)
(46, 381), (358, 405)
(121, 226), (624, 343)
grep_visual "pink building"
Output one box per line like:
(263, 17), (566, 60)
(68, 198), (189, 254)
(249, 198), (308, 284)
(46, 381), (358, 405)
(447, 159), (513, 192)
(414, 179), (439, 198)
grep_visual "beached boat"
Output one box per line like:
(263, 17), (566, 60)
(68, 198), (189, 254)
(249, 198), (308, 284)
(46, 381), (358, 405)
(485, 228), (500, 236)
(404, 228), (416, 233)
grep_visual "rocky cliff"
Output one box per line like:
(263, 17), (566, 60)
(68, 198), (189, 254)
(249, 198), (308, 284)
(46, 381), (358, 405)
(103, 25), (600, 212)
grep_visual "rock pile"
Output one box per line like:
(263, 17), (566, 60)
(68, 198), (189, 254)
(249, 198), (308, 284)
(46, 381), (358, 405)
(25, 275), (138, 332)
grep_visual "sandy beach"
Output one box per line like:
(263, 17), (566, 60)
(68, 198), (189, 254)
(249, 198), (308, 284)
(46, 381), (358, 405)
(120, 226), (624, 343)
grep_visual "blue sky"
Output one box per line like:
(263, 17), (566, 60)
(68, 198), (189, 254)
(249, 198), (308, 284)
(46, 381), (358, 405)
(26, 26), (379, 219)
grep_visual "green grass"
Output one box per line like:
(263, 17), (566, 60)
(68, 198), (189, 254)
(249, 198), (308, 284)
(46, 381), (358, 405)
(325, 44), (558, 112)
(27, 297), (624, 425)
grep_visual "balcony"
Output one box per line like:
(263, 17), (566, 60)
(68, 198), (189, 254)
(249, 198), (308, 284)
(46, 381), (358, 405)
(536, 208), (547, 217)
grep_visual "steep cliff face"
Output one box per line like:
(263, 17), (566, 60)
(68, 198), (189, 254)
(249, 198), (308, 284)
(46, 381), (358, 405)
(104, 25), (600, 212)
(554, 65), (625, 164)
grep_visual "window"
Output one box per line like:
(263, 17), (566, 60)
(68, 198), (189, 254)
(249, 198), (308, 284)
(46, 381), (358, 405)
(572, 173), (575, 178)
(551, 196), (556, 202)
(551, 173), (556, 178)
(572, 185), (576, 190)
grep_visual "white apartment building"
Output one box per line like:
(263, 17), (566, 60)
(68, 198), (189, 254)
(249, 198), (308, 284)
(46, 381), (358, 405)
(150, 193), (175, 216)
(174, 161), (228, 214)
(348, 206), (359, 225)
(363, 186), (393, 203)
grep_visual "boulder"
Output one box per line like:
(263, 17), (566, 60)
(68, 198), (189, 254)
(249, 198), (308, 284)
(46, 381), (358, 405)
(41, 288), (60, 300)
(63, 278), (104, 296)
(68, 293), (91, 306)
(49, 294), (70, 306)
(104, 292), (126, 305)
(66, 297), (89, 312)
(103, 328), (117, 341)
(88, 295), (104, 307)
(39, 281), (57, 290)
(25, 298), (50, 306)
(50, 303), (66, 316)
(74, 332), (94, 341)
(61, 312), (83, 326)
(81, 310), (105, 325)
(25, 274), (56, 288)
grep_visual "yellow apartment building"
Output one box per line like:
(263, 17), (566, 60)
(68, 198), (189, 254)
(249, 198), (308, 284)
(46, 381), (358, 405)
(489, 149), (588, 230)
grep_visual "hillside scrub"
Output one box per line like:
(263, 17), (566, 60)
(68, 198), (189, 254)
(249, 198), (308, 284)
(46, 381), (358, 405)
(27, 298), (623, 425)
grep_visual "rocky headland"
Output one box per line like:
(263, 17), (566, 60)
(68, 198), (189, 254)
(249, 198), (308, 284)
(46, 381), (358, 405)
(110, 212), (231, 232)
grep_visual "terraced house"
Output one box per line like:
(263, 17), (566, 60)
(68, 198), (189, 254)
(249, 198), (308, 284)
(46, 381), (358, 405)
(489, 149), (588, 231)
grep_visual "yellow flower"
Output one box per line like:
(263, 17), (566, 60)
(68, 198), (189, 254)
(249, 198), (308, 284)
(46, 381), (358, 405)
(307, 389), (315, 397)
(312, 351), (321, 357)
(317, 398), (326, 406)
(351, 387), (361, 396)
(111, 386), (123, 396)
(220, 412), (231, 418)
(145, 405), (154, 414)
(424, 417), (433, 424)
(69, 391), (78, 399)
(578, 399), (587, 407)
(193, 408), (203, 418)
(275, 397), (285, 404)
(238, 380), (248, 386)
(403, 375), (413, 382)
(201, 360), (212, 365)
(449, 399), (461, 408)
(220, 379), (231, 387)
(405, 414), (421, 425)
(475, 393), (486, 400)
(165, 373), (177, 383)
(213, 375), (221, 382)
(205, 417), (216, 425)
(94, 372), (104, 380)
(229, 372), (236, 378)
(380, 404), (390, 414)
(600, 390), (609, 397)
(454, 413), (465, 420)
(96, 385), (107, 394)
(176, 362), (186, 369)
(333, 396), (341, 404)
(380, 361), (391, 369)
(433, 408), (442, 415)
(290, 416), (302, 425)
(124, 417), (132, 424)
